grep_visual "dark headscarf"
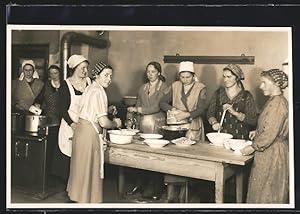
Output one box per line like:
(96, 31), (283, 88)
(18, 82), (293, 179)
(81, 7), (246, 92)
(261, 69), (288, 89)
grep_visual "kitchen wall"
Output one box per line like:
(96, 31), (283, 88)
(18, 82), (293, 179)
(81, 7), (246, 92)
(107, 30), (289, 111)
(11, 29), (290, 111)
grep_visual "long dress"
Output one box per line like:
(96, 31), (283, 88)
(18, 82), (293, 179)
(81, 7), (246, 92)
(131, 80), (168, 197)
(67, 81), (108, 203)
(247, 95), (289, 203)
(207, 87), (257, 140)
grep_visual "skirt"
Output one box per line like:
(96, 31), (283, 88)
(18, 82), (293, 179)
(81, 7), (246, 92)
(67, 119), (103, 203)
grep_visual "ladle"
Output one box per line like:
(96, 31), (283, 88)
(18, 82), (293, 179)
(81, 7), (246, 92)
(218, 109), (228, 133)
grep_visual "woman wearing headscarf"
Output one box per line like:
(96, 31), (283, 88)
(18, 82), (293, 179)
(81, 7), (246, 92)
(54, 55), (91, 185)
(67, 62), (122, 203)
(240, 69), (289, 203)
(207, 64), (257, 140)
(12, 60), (44, 114)
(160, 61), (207, 203)
(126, 61), (168, 200)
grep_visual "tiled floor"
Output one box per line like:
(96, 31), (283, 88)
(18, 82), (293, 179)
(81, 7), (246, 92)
(10, 164), (234, 204)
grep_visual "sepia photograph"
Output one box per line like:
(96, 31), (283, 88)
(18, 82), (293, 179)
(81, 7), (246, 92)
(6, 25), (294, 209)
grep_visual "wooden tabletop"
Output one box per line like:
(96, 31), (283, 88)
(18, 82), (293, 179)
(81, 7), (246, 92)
(108, 140), (254, 166)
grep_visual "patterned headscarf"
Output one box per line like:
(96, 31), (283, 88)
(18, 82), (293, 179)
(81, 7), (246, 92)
(223, 64), (245, 80)
(261, 69), (288, 89)
(91, 61), (112, 79)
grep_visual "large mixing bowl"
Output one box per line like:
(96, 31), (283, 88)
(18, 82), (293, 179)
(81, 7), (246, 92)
(108, 129), (136, 144)
(206, 132), (233, 147)
(160, 125), (188, 140)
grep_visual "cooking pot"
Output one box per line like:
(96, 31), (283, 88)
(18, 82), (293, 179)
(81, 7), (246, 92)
(24, 115), (47, 132)
(160, 125), (188, 141)
(11, 113), (24, 132)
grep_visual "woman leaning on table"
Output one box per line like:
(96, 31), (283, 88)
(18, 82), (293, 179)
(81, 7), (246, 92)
(160, 61), (207, 203)
(240, 69), (289, 203)
(67, 62), (122, 203)
(207, 64), (257, 140)
(126, 61), (168, 200)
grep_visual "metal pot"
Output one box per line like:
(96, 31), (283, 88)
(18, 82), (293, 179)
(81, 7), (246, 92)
(24, 115), (47, 132)
(160, 125), (188, 141)
(11, 113), (24, 132)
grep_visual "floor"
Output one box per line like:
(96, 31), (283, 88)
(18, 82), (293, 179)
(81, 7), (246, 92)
(10, 164), (235, 204)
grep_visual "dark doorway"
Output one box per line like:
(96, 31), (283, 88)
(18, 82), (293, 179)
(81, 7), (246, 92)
(12, 44), (49, 81)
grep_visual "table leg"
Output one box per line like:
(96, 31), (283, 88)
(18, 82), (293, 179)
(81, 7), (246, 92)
(215, 163), (225, 203)
(236, 169), (244, 203)
(118, 166), (125, 198)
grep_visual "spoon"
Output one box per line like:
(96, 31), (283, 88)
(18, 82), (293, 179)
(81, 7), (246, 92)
(218, 109), (228, 133)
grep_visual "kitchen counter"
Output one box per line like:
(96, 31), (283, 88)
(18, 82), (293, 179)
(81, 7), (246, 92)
(105, 140), (254, 203)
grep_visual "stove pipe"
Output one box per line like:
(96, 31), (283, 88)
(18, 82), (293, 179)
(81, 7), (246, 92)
(60, 32), (108, 80)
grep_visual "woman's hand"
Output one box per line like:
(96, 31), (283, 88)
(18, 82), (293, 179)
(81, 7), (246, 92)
(212, 122), (222, 131)
(239, 145), (255, 156)
(108, 105), (118, 115)
(223, 103), (235, 114)
(113, 118), (122, 128)
(174, 110), (190, 121)
(127, 107), (137, 113)
(70, 122), (77, 130)
(249, 130), (256, 140)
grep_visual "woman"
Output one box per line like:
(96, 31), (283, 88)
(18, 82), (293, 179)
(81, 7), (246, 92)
(160, 61), (207, 203)
(207, 64), (257, 140)
(67, 62), (122, 203)
(126, 61), (168, 200)
(240, 69), (289, 203)
(12, 60), (44, 114)
(55, 55), (91, 184)
(35, 65), (62, 177)
(36, 65), (62, 124)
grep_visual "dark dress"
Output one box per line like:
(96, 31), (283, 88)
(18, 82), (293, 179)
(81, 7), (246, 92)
(207, 87), (257, 140)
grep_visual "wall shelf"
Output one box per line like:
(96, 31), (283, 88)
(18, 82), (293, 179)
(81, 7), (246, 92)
(163, 55), (255, 64)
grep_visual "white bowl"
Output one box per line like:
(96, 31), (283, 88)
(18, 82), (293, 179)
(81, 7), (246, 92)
(121, 128), (140, 134)
(144, 139), (169, 148)
(140, 133), (163, 139)
(108, 129), (136, 144)
(224, 139), (252, 151)
(206, 132), (233, 147)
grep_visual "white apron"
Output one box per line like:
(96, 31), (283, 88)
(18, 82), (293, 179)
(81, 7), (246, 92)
(58, 78), (90, 157)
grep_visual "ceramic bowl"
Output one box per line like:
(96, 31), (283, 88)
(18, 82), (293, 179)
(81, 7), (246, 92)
(144, 139), (169, 148)
(206, 132), (233, 147)
(108, 129), (136, 144)
(224, 139), (252, 151)
(140, 133), (163, 139)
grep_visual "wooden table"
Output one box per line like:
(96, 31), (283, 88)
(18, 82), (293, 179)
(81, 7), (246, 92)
(104, 141), (254, 203)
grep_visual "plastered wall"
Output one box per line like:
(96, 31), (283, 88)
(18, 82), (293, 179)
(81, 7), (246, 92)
(107, 30), (289, 111)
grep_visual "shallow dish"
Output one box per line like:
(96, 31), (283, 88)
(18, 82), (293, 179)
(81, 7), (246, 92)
(171, 137), (196, 147)
(206, 132), (233, 147)
(140, 133), (163, 139)
(144, 139), (169, 148)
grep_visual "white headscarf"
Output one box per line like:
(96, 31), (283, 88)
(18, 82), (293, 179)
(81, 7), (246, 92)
(19, 60), (39, 80)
